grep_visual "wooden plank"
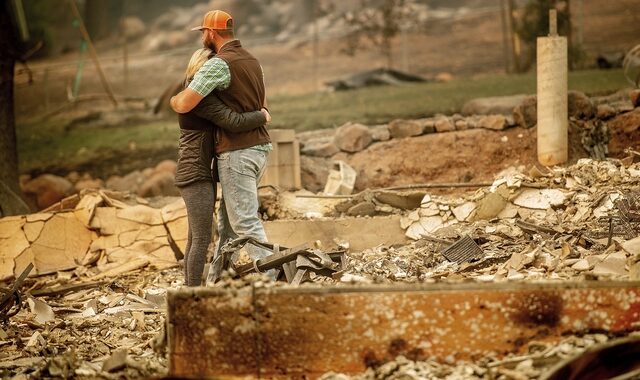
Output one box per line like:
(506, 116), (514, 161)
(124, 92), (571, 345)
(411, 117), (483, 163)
(167, 282), (640, 379)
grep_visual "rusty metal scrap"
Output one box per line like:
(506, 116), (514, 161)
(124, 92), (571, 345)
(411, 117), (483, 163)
(210, 236), (346, 285)
(441, 235), (484, 263)
(0, 263), (33, 321)
(542, 337), (640, 380)
(167, 281), (640, 379)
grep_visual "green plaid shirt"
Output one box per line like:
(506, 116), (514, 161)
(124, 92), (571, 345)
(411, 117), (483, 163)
(188, 56), (272, 152)
(188, 57), (231, 96)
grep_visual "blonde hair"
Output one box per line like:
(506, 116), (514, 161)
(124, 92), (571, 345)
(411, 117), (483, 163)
(184, 48), (213, 87)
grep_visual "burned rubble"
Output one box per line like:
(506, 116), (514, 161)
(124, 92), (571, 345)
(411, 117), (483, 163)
(2, 155), (640, 378)
(4, 66), (640, 380)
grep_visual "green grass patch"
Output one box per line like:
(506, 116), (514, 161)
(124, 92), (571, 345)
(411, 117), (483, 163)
(18, 119), (178, 173)
(268, 68), (630, 131)
(16, 68), (630, 173)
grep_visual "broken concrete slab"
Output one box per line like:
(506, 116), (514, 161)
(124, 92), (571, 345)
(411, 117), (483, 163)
(263, 216), (408, 252)
(116, 205), (163, 226)
(346, 201), (376, 217)
(26, 297), (55, 325)
(591, 252), (628, 277)
(513, 189), (570, 210)
(474, 192), (507, 220)
(375, 191), (425, 210)
(102, 348), (128, 373)
(622, 237), (640, 256)
(30, 213), (93, 276)
(452, 202), (476, 222)
(405, 216), (445, 240)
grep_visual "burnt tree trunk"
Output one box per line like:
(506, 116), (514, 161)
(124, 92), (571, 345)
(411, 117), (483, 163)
(84, 0), (111, 40)
(83, 0), (125, 41)
(0, 2), (28, 216)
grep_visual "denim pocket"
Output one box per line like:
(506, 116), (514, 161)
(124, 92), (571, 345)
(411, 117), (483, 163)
(229, 149), (267, 177)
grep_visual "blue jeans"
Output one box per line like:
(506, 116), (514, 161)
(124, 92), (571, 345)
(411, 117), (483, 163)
(209, 146), (274, 280)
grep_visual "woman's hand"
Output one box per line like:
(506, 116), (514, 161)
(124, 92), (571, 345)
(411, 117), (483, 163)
(261, 108), (272, 124)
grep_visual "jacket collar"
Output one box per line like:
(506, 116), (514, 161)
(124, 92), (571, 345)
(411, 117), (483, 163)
(218, 39), (241, 53)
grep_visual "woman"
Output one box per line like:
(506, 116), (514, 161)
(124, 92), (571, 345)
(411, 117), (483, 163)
(175, 48), (270, 286)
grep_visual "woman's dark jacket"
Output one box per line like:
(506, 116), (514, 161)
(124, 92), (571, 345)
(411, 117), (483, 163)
(175, 93), (266, 187)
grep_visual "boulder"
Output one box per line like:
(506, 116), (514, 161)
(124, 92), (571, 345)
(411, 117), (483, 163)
(296, 128), (336, 145)
(19, 174), (31, 189)
(434, 117), (455, 133)
(596, 104), (616, 120)
(387, 119), (424, 138)
(415, 118), (436, 134)
(22, 174), (74, 210)
(75, 179), (105, 192)
(300, 156), (330, 193)
(333, 123), (373, 153)
(138, 172), (179, 198)
(607, 108), (640, 156)
(106, 170), (145, 193)
(301, 138), (340, 157)
(66, 171), (80, 184)
(462, 94), (528, 116)
(568, 91), (596, 119)
(632, 90), (640, 108)
(478, 115), (507, 130)
(120, 16), (146, 39)
(154, 160), (177, 175)
(455, 120), (469, 130)
(370, 125), (391, 142)
(513, 96), (537, 128)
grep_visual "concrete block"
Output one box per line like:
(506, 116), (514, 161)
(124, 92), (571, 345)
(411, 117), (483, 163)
(264, 215), (408, 252)
(261, 129), (302, 190)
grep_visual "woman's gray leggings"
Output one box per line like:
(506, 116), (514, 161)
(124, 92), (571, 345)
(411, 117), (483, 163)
(179, 180), (215, 286)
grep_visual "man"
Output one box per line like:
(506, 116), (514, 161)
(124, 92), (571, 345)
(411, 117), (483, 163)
(171, 10), (274, 281)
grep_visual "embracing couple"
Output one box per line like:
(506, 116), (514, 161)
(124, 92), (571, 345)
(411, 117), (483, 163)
(170, 10), (274, 287)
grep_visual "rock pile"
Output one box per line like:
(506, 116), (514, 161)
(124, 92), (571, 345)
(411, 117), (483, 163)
(297, 89), (640, 192)
(301, 90), (639, 157)
(20, 160), (179, 211)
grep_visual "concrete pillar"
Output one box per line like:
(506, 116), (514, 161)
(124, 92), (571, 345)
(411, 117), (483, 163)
(537, 10), (568, 166)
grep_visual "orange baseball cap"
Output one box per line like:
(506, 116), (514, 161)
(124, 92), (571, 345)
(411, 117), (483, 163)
(191, 10), (234, 31)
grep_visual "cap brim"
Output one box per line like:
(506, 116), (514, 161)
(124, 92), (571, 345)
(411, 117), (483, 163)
(191, 26), (205, 31)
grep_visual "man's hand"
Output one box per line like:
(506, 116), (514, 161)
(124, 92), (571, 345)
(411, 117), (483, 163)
(261, 108), (272, 124)
(170, 88), (205, 114)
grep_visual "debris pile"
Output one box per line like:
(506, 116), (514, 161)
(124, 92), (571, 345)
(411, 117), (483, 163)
(319, 334), (636, 380)
(342, 158), (640, 283)
(0, 190), (185, 281)
(0, 265), (179, 378)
